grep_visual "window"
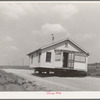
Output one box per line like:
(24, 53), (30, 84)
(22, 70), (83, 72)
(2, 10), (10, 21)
(68, 62), (74, 68)
(31, 55), (33, 64)
(46, 52), (51, 62)
(38, 52), (41, 63)
(68, 53), (74, 68)
(75, 54), (86, 63)
(68, 53), (74, 61)
(55, 52), (61, 61)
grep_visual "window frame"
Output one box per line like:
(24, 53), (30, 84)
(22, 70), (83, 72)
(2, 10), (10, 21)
(74, 53), (86, 63)
(55, 51), (61, 61)
(38, 52), (41, 63)
(68, 53), (74, 68)
(46, 52), (51, 62)
(31, 55), (33, 64)
(68, 53), (74, 61)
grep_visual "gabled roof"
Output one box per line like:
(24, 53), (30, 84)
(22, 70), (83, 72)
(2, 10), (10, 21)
(27, 37), (90, 56)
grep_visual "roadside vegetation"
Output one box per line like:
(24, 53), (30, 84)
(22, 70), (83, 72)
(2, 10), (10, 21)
(0, 69), (48, 91)
(87, 63), (100, 77)
(0, 63), (100, 91)
(0, 65), (29, 69)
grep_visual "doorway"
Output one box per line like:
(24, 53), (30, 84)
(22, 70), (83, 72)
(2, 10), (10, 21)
(63, 52), (68, 68)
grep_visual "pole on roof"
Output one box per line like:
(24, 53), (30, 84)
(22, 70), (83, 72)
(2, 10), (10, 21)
(52, 34), (54, 43)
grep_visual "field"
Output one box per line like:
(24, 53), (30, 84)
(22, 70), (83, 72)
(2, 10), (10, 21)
(0, 65), (29, 69)
(1, 64), (100, 77)
(88, 63), (100, 77)
(0, 64), (100, 91)
(2, 68), (100, 91)
(0, 69), (50, 91)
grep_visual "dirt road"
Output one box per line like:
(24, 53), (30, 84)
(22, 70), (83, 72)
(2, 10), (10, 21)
(2, 69), (100, 91)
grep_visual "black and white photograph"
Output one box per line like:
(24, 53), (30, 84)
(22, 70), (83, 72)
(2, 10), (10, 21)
(0, 1), (100, 99)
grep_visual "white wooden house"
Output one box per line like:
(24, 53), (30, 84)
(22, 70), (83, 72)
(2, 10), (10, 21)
(27, 38), (89, 72)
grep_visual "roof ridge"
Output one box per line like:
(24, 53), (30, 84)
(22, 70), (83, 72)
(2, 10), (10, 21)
(27, 37), (70, 55)
(41, 37), (70, 49)
(27, 37), (89, 55)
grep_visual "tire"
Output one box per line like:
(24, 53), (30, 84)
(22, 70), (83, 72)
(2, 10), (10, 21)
(46, 71), (49, 74)
(39, 70), (42, 74)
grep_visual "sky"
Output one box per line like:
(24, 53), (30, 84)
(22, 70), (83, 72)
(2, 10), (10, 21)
(0, 2), (100, 65)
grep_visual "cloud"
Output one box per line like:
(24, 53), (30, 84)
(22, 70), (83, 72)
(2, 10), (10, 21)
(2, 54), (8, 57)
(41, 23), (67, 34)
(52, 4), (78, 19)
(4, 36), (14, 42)
(0, 35), (14, 43)
(0, 3), (40, 19)
(0, 3), (78, 20)
(0, 3), (78, 19)
(73, 33), (96, 41)
(32, 23), (71, 43)
(32, 23), (68, 35)
(7, 45), (19, 51)
(0, 3), (26, 19)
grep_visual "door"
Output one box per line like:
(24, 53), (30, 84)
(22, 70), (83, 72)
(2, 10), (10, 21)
(63, 52), (68, 68)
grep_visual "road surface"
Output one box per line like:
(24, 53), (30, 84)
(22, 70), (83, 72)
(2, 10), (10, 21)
(2, 69), (100, 91)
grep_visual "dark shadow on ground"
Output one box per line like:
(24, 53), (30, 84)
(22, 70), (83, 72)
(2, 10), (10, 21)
(32, 71), (87, 78)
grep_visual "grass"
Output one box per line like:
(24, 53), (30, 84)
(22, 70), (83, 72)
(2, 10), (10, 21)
(0, 69), (26, 91)
(87, 63), (100, 77)
(0, 69), (50, 91)
(0, 65), (29, 69)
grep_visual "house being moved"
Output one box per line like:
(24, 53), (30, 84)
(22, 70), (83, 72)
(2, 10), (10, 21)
(27, 38), (89, 74)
